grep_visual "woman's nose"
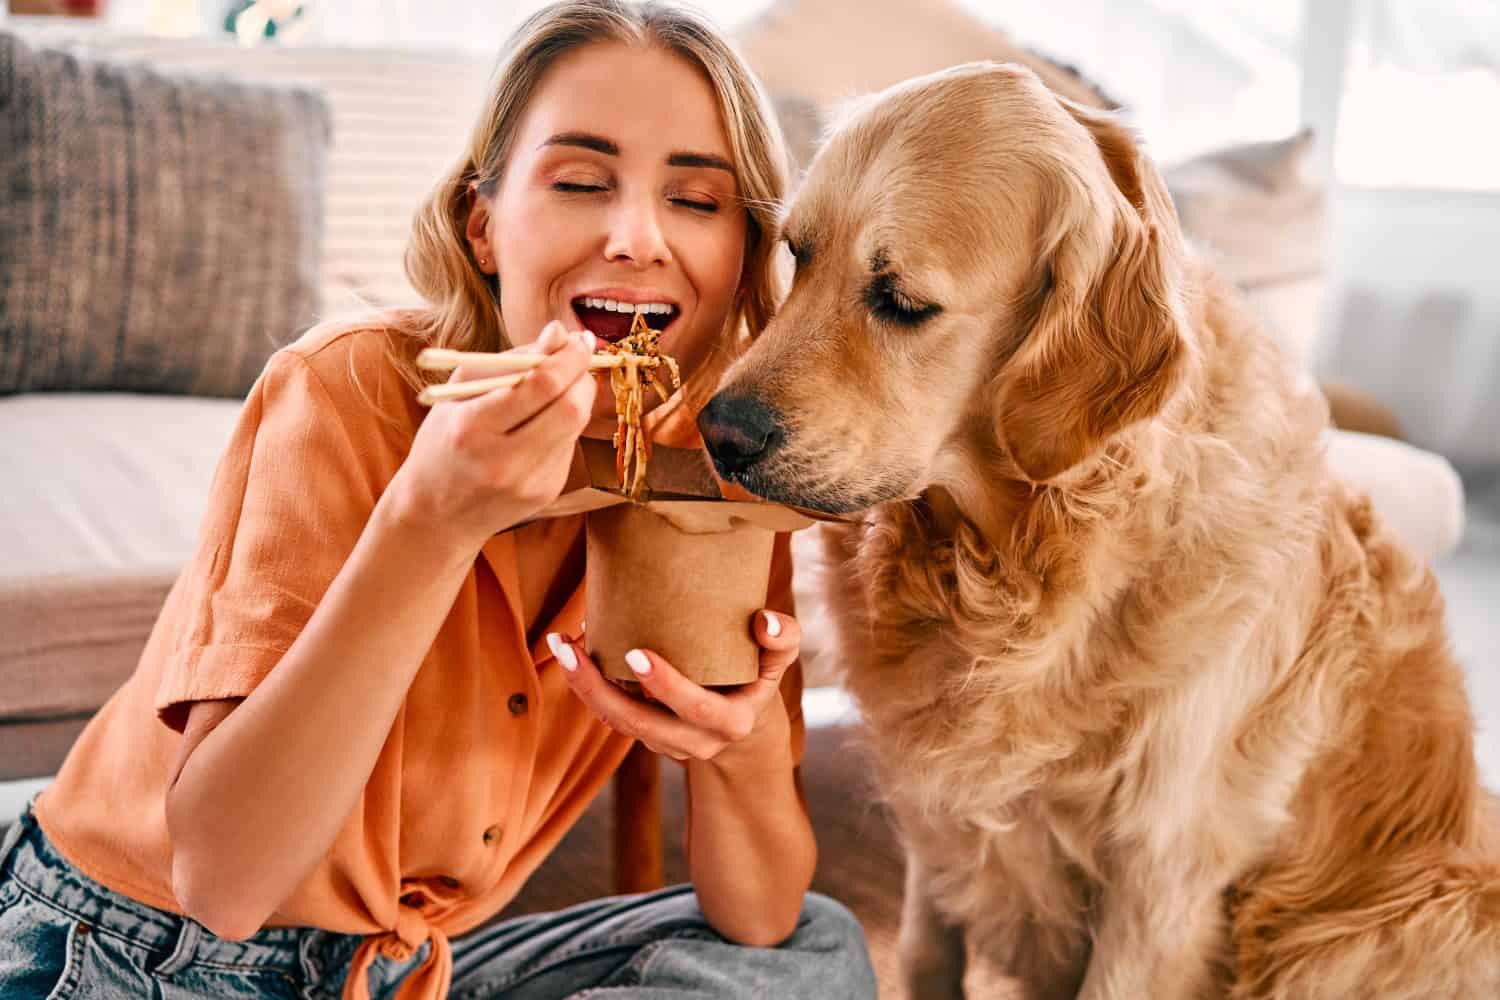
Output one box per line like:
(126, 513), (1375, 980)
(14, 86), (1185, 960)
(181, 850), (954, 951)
(604, 196), (670, 267)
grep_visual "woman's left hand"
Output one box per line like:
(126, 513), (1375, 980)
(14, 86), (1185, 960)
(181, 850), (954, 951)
(546, 610), (800, 764)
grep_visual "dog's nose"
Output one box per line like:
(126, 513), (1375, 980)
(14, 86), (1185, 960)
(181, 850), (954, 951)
(697, 393), (785, 475)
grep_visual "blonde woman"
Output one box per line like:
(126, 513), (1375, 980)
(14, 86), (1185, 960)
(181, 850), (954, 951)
(0, 3), (875, 997)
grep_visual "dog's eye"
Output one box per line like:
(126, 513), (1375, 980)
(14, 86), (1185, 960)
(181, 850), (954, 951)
(785, 238), (810, 270)
(866, 273), (942, 327)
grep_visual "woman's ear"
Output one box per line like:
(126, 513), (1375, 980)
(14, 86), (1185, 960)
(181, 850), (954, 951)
(464, 183), (496, 274)
(995, 104), (1189, 483)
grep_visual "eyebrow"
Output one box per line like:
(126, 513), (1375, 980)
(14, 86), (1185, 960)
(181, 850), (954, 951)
(667, 151), (735, 174)
(541, 131), (735, 175)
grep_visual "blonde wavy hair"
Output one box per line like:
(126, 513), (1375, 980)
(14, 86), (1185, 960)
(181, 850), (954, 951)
(391, 0), (790, 400)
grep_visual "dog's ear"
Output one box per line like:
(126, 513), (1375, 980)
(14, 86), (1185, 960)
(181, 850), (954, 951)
(996, 103), (1189, 483)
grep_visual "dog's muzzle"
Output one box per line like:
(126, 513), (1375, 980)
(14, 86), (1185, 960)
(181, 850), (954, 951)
(697, 392), (785, 480)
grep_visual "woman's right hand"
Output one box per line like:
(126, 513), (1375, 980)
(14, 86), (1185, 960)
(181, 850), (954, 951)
(388, 320), (597, 553)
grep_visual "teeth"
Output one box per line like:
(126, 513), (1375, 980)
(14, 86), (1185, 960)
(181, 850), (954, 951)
(579, 298), (674, 316)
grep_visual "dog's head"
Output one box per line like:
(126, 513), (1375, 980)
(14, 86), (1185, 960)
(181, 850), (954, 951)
(699, 63), (1191, 513)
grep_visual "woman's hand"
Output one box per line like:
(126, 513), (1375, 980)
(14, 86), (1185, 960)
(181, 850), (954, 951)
(546, 610), (801, 766)
(387, 321), (596, 553)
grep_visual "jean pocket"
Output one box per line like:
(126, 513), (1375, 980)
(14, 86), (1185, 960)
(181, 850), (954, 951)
(0, 885), (89, 1000)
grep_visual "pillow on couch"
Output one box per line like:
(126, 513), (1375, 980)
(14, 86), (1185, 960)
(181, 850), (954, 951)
(0, 31), (331, 397)
(1163, 129), (1326, 372)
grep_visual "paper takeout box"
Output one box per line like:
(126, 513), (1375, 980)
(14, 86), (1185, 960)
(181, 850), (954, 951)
(512, 438), (815, 687)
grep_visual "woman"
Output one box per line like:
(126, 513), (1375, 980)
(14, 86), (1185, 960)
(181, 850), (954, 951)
(0, 3), (876, 997)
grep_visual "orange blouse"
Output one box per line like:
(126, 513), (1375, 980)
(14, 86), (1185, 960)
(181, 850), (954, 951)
(34, 318), (805, 1000)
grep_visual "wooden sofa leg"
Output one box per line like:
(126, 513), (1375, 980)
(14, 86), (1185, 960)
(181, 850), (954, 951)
(612, 741), (663, 894)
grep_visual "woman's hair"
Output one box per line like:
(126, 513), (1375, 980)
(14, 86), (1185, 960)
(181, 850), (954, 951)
(392, 0), (790, 396)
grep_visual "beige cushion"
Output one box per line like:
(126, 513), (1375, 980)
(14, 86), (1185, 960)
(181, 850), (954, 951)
(0, 394), (240, 718)
(0, 393), (241, 577)
(0, 572), (177, 720)
(1164, 131), (1326, 370)
(1324, 429), (1466, 563)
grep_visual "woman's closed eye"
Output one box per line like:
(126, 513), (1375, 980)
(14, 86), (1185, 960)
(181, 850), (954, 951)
(552, 179), (719, 215)
(670, 194), (719, 214)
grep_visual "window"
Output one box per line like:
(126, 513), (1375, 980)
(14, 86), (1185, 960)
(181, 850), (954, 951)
(1333, 0), (1500, 190)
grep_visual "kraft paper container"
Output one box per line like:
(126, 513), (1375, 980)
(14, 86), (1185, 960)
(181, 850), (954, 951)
(514, 438), (816, 688)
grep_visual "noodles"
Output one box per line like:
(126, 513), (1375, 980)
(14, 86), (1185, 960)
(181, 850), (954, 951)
(604, 311), (681, 500)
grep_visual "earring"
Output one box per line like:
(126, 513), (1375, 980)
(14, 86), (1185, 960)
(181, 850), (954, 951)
(478, 256), (489, 267)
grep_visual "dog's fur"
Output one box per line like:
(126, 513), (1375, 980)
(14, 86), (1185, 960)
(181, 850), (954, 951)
(702, 64), (1500, 998)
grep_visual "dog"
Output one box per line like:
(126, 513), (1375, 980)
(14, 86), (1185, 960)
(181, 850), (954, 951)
(697, 63), (1500, 999)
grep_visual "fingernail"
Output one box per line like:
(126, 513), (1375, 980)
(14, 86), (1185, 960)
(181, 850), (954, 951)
(547, 633), (577, 671)
(580, 619), (586, 632)
(625, 649), (652, 677)
(763, 611), (782, 638)
(576, 328), (595, 352)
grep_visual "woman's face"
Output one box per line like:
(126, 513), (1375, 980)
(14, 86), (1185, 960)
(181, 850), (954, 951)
(467, 42), (749, 425)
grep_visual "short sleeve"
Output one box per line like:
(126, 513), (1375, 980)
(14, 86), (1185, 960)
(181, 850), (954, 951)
(154, 349), (385, 732)
(765, 531), (806, 769)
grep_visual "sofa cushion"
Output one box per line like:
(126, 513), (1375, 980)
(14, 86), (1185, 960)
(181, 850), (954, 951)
(1164, 130), (1326, 370)
(0, 31), (331, 396)
(0, 393), (242, 578)
(0, 394), (241, 724)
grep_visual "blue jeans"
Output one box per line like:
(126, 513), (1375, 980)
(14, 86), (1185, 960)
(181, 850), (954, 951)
(0, 803), (876, 998)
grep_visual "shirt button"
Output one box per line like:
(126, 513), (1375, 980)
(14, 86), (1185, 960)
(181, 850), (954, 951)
(507, 693), (529, 716)
(482, 824), (502, 846)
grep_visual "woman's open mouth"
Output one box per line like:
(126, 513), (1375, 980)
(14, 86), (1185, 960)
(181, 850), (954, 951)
(572, 296), (679, 344)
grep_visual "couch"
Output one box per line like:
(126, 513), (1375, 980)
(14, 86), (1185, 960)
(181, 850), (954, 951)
(0, 5), (1471, 992)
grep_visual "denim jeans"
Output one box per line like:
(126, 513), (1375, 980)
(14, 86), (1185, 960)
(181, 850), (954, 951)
(0, 803), (876, 998)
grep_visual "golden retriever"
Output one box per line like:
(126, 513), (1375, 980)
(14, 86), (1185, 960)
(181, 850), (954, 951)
(697, 63), (1500, 999)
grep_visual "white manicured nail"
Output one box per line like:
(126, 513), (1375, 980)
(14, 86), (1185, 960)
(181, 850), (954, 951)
(625, 649), (652, 677)
(547, 633), (577, 671)
(763, 612), (782, 637)
(576, 329), (595, 352)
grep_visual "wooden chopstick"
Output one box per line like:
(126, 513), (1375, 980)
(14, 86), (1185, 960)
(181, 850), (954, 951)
(416, 346), (653, 376)
(414, 347), (662, 406)
(416, 374), (525, 405)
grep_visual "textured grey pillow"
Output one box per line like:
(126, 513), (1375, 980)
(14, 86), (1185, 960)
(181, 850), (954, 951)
(0, 31), (331, 396)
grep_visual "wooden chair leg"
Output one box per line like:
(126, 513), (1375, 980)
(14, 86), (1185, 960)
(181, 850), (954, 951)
(612, 741), (663, 894)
